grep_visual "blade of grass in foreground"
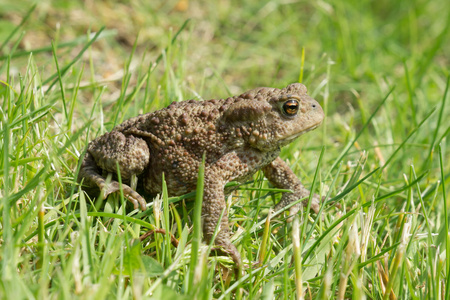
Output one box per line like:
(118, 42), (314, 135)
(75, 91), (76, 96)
(188, 153), (205, 294)
(301, 146), (324, 243)
(292, 216), (303, 300)
(161, 173), (172, 266)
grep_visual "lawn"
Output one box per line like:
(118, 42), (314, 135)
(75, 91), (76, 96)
(0, 0), (449, 299)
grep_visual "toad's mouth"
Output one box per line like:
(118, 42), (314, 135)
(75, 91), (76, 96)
(281, 122), (322, 143)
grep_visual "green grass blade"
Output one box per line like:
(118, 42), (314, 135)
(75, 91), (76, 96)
(439, 144), (449, 300)
(161, 173), (172, 266)
(42, 27), (106, 93)
(328, 86), (394, 173)
(188, 153), (205, 293)
(303, 172), (426, 264)
(426, 76), (449, 163)
(381, 106), (436, 172)
(301, 146), (324, 240)
(51, 41), (68, 121)
(0, 4), (36, 53)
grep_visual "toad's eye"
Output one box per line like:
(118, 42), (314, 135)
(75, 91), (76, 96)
(282, 99), (300, 116)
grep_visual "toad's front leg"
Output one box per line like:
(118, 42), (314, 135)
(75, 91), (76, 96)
(263, 157), (321, 220)
(201, 152), (252, 273)
(202, 175), (241, 272)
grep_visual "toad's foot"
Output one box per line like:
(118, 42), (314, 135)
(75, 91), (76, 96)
(102, 181), (147, 210)
(214, 242), (242, 278)
(274, 193), (322, 222)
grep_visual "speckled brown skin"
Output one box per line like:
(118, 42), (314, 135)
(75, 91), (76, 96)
(78, 83), (324, 271)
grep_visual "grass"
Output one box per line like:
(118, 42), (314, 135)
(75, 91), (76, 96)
(1, 0), (449, 299)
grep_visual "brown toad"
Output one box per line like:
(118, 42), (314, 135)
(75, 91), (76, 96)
(78, 83), (324, 270)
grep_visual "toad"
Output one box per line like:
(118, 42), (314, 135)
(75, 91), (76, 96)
(78, 83), (324, 270)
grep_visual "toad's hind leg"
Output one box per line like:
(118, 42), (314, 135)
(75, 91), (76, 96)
(77, 131), (150, 210)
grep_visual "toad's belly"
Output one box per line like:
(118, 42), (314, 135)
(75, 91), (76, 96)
(143, 166), (258, 197)
(142, 147), (280, 197)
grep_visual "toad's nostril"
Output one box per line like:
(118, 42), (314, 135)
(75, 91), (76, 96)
(312, 104), (316, 108)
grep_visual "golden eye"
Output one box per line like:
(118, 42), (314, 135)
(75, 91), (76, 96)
(282, 99), (300, 116)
